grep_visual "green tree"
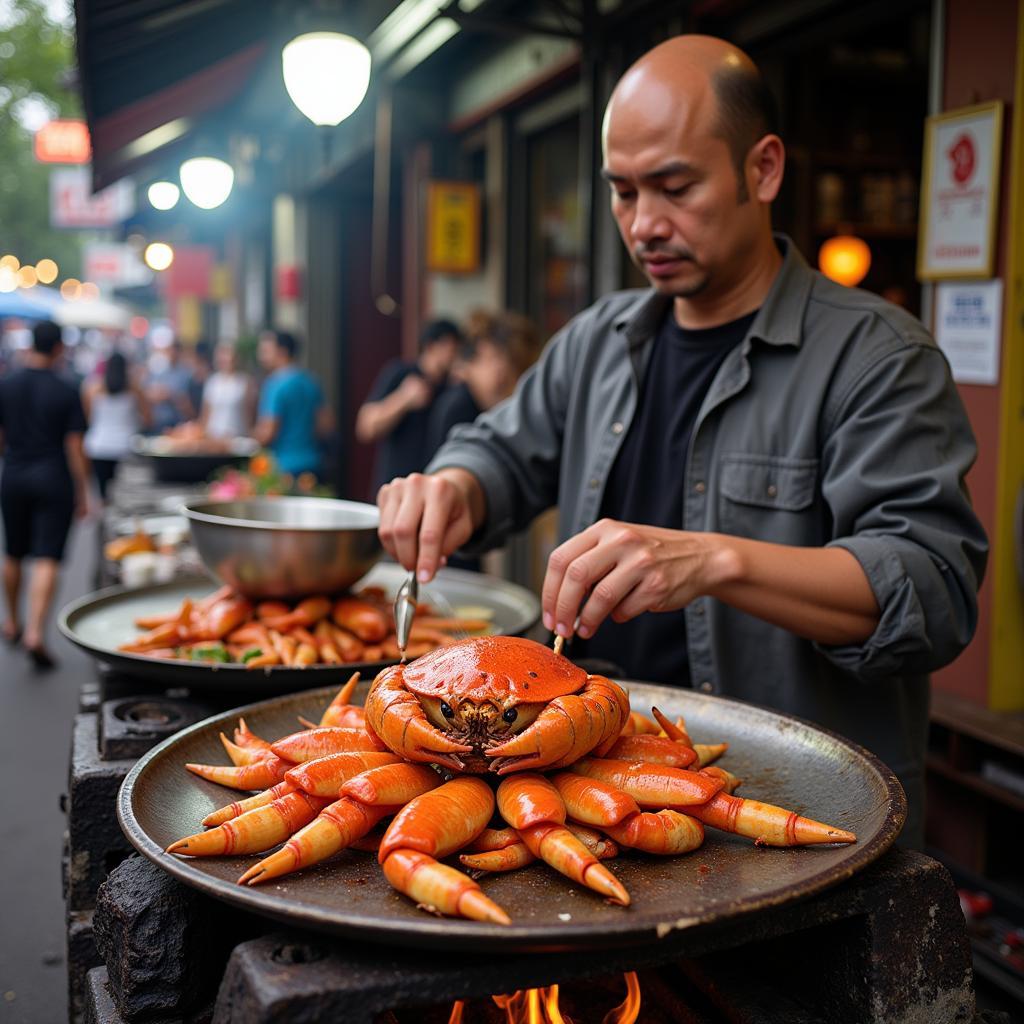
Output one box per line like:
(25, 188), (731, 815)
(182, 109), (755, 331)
(0, 0), (84, 278)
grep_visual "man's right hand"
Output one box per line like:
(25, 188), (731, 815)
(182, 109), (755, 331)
(377, 469), (485, 582)
(396, 373), (433, 411)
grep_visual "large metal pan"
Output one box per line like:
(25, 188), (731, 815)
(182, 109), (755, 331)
(59, 564), (540, 694)
(118, 680), (905, 953)
(131, 436), (259, 484)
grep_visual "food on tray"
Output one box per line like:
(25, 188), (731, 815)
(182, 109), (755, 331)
(105, 525), (157, 562)
(118, 583), (491, 667)
(166, 636), (857, 925)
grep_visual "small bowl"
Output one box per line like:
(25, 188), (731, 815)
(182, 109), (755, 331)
(182, 497), (382, 600)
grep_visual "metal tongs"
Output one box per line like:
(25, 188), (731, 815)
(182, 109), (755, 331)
(393, 571), (419, 662)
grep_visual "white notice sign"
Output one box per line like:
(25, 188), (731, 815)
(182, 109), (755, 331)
(934, 280), (1003, 385)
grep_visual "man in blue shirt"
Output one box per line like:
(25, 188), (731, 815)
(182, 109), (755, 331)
(254, 330), (332, 478)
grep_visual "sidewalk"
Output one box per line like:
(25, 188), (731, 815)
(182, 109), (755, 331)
(0, 520), (97, 1024)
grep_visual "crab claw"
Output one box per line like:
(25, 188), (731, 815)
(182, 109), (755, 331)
(365, 666), (473, 770)
(484, 675), (629, 774)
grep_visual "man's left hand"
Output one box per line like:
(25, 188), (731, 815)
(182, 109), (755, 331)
(541, 518), (724, 639)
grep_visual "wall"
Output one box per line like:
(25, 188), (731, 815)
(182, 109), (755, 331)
(933, 0), (1024, 709)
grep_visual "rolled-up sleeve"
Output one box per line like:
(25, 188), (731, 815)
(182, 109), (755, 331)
(817, 340), (988, 678)
(425, 315), (580, 553)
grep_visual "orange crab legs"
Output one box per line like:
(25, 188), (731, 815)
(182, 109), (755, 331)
(378, 777), (510, 925)
(687, 791), (856, 846)
(496, 774), (630, 905)
(239, 763), (444, 886)
(484, 675), (631, 774)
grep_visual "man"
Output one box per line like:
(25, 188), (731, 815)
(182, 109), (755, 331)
(376, 35), (987, 846)
(0, 320), (91, 668)
(356, 319), (462, 495)
(144, 337), (194, 433)
(254, 330), (332, 478)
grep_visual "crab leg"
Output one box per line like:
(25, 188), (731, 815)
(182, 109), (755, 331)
(238, 798), (391, 885)
(284, 752), (400, 797)
(568, 758), (724, 809)
(186, 755), (290, 791)
(311, 621), (344, 666)
(198, 597), (254, 640)
(233, 718), (274, 754)
(262, 596), (332, 633)
(378, 777), (495, 862)
(464, 827), (521, 853)
(364, 666), (473, 771)
(202, 779), (297, 827)
(566, 823), (619, 860)
(318, 673), (362, 726)
(485, 675), (630, 774)
(626, 711), (662, 736)
(167, 790), (330, 856)
(382, 850), (511, 925)
(604, 734), (698, 769)
(332, 597), (389, 643)
(687, 792), (856, 846)
(219, 734), (270, 767)
(700, 766), (743, 794)
(340, 763), (442, 805)
(550, 772), (639, 827)
(496, 774), (630, 906)
(460, 842), (536, 873)
(603, 810), (705, 855)
(694, 743), (729, 767)
(271, 726), (388, 763)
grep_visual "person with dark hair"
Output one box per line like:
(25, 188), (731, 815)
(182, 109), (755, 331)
(355, 318), (462, 495)
(427, 311), (542, 455)
(144, 337), (194, 433)
(0, 320), (91, 668)
(375, 35), (988, 848)
(186, 339), (215, 416)
(83, 351), (150, 500)
(254, 329), (332, 477)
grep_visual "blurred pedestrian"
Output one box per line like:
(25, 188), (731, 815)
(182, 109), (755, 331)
(201, 342), (254, 439)
(82, 352), (150, 501)
(356, 318), (462, 495)
(144, 337), (194, 433)
(427, 312), (542, 454)
(254, 329), (332, 477)
(187, 339), (214, 418)
(0, 320), (91, 668)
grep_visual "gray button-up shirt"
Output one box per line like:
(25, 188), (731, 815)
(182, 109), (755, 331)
(428, 236), (988, 845)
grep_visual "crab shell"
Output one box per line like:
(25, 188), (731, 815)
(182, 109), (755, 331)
(365, 635), (630, 775)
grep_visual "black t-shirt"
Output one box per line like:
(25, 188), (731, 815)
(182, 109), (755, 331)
(0, 366), (87, 475)
(575, 308), (756, 684)
(427, 381), (482, 456)
(368, 361), (449, 494)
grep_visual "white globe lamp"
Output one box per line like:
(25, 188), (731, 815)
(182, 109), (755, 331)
(179, 157), (234, 210)
(282, 32), (371, 127)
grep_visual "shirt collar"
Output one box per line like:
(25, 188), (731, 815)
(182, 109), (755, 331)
(614, 233), (814, 350)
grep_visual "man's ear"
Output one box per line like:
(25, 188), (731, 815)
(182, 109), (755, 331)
(749, 134), (785, 203)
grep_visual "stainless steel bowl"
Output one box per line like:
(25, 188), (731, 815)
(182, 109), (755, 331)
(182, 497), (383, 599)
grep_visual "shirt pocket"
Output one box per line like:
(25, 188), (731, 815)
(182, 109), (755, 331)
(717, 453), (820, 542)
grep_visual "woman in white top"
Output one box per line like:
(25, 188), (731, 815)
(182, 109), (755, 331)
(201, 343), (254, 439)
(82, 352), (149, 500)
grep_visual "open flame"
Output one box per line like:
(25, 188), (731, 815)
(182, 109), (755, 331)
(447, 971), (641, 1024)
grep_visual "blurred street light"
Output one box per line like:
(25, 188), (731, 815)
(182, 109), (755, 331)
(60, 278), (82, 300)
(179, 157), (234, 209)
(282, 32), (371, 126)
(0, 255), (19, 272)
(144, 242), (174, 271)
(81, 282), (99, 300)
(0, 268), (16, 293)
(148, 181), (181, 210)
(36, 258), (58, 284)
(16, 266), (38, 288)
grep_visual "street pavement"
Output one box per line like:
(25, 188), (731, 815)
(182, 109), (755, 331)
(0, 520), (97, 1024)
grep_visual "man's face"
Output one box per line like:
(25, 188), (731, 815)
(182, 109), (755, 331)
(257, 336), (279, 370)
(602, 79), (762, 301)
(421, 337), (458, 382)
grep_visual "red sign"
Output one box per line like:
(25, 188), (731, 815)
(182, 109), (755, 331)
(34, 120), (92, 164)
(948, 133), (976, 186)
(165, 246), (214, 299)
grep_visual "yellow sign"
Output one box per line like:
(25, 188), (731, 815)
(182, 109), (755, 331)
(426, 181), (481, 273)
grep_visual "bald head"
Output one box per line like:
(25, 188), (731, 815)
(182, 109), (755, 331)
(605, 35), (778, 200)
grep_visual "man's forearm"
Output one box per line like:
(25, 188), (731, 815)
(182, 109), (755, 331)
(703, 536), (880, 645)
(356, 392), (409, 443)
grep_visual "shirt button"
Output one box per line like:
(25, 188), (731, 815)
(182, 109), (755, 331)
(589, 478), (600, 489)
(699, 681), (713, 693)
(611, 421), (624, 435)
(767, 484), (778, 498)
(694, 481), (706, 494)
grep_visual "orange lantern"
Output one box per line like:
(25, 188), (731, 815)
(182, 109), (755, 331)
(818, 235), (871, 287)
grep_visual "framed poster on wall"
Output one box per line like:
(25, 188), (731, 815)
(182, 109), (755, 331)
(917, 101), (1003, 280)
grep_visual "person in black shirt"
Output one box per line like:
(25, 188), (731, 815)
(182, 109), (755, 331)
(427, 311), (542, 456)
(0, 320), (90, 668)
(356, 319), (462, 497)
